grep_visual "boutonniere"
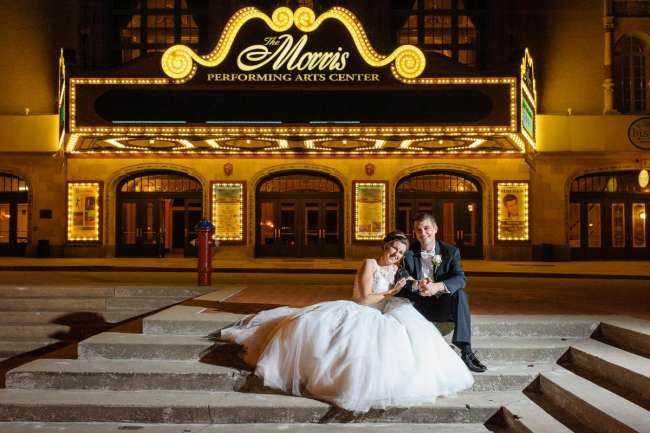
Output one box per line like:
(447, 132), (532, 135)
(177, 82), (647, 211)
(432, 254), (442, 273)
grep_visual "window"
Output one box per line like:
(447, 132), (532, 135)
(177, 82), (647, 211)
(0, 174), (29, 192)
(119, 172), (202, 193)
(259, 174), (341, 193)
(571, 171), (650, 194)
(615, 36), (647, 113)
(395, 0), (478, 66)
(115, 0), (202, 64)
(397, 173), (478, 193)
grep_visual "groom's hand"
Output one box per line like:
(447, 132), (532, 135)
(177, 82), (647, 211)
(419, 280), (447, 297)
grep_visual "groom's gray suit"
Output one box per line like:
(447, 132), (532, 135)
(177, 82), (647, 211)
(396, 240), (472, 346)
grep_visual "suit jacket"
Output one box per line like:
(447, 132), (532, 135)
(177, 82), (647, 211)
(396, 240), (466, 302)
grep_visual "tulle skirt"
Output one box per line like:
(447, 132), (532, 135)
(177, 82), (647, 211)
(220, 297), (474, 412)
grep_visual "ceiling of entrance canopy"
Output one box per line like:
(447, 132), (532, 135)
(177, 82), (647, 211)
(68, 135), (522, 154)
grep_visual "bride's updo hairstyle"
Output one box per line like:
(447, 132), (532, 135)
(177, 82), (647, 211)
(382, 230), (410, 250)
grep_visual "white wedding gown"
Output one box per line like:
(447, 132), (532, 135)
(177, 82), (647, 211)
(220, 260), (474, 412)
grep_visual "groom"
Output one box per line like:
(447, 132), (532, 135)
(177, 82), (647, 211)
(396, 212), (487, 372)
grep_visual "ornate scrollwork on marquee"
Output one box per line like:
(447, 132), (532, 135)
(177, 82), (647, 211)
(161, 6), (425, 83)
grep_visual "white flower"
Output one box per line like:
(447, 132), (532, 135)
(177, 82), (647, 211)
(432, 254), (442, 268)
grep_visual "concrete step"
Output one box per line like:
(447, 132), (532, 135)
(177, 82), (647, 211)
(538, 368), (650, 433)
(0, 389), (521, 423)
(597, 316), (650, 358)
(112, 287), (212, 299)
(0, 286), (114, 298)
(499, 395), (572, 433)
(471, 363), (555, 392)
(142, 308), (600, 338)
(106, 297), (186, 311)
(5, 358), (553, 392)
(564, 338), (650, 409)
(79, 332), (574, 363)
(78, 332), (216, 361)
(471, 337), (576, 363)
(0, 324), (110, 339)
(0, 310), (153, 325)
(0, 286), (209, 299)
(0, 298), (107, 312)
(0, 340), (59, 358)
(143, 306), (245, 335)
(0, 422), (492, 433)
(5, 359), (248, 391)
(471, 315), (598, 338)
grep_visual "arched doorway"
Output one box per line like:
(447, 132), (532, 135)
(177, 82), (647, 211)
(0, 173), (29, 256)
(396, 171), (483, 258)
(569, 171), (649, 259)
(256, 171), (344, 258)
(116, 170), (202, 257)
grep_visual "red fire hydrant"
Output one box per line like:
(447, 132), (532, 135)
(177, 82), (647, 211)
(195, 219), (216, 286)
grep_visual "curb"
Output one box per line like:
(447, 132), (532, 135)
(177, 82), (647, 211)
(0, 266), (649, 280)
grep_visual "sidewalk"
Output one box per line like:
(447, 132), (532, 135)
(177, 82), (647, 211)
(0, 257), (649, 279)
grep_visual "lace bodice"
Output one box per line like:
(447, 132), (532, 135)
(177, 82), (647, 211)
(372, 260), (397, 294)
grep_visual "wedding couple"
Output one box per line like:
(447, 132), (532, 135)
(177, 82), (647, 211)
(220, 213), (486, 412)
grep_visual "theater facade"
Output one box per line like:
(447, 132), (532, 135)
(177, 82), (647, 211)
(2, 2), (648, 261)
(55, 5), (536, 261)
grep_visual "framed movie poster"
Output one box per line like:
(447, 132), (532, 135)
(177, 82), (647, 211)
(211, 182), (245, 242)
(353, 181), (387, 241)
(67, 181), (102, 242)
(495, 181), (529, 242)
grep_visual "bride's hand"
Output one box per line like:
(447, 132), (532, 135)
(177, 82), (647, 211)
(386, 277), (407, 297)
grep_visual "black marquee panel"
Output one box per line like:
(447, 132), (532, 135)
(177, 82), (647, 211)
(75, 84), (512, 127)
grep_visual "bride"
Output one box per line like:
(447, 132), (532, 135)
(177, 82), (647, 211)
(219, 231), (474, 412)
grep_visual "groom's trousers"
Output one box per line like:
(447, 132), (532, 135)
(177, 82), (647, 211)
(411, 288), (472, 346)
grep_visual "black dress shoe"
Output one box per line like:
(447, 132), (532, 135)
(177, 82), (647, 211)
(461, 351), (487, 372)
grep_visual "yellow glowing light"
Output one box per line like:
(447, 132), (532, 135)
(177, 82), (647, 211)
(496, 182), (529, 242)
(107, 138), (127, 148)
(212, 182), (244, 241)
(65, 134), (81, 153)
(161, 6), (425, 82)
(520, 48), (537, 107)
(520, 48), (537, 149)
(354, 182), (386, 241)
(468, 139), (485, 149)
(67, 182), (101, 242)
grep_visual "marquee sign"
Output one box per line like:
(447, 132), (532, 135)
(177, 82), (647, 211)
(519, 48), (536, 148)
(67, 6), (522, 138)
(162, 6), (425, 84)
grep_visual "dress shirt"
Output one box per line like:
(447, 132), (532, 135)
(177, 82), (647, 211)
(420, 248), (450, 295)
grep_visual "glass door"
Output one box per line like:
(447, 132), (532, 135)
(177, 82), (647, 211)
(170, 197), (202, 257)
(256, 199), (299, 257)
(117, 198), (164, 257)
(257, 198), (343, 257)
(436, 199), (482, 258)
(322, 201), (343, 257)
(302, 201), (321, 257)
(572, 199), (650, 259)
(0, 200), (28, 257)
(630, 202), (648, 259)
(301, 200), (342, 258)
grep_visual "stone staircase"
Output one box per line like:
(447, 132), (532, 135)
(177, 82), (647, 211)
(496, 316), (650, 433)
(0, 284), (215, 360)
(0, 289), (647, 432)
